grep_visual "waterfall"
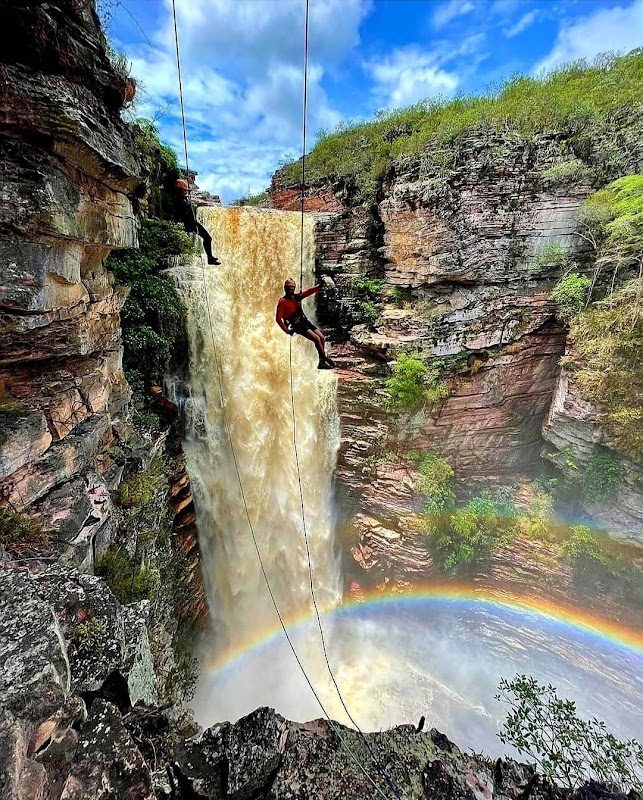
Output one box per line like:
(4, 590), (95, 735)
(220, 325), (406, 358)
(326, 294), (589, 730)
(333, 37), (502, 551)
(170, 206), (342, 724)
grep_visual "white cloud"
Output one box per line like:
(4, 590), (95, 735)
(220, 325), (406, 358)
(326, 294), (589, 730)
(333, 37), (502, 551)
(119, 0), (371, 202)
(366, 47), (459, 108)
(504, 10), (539, 38)
(432, 0), (475, 29)
(535, 0), (643, 74)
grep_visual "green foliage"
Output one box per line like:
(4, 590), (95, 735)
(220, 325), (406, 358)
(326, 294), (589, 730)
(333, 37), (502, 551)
(580, 447), (625, 502)
(410, 451), (455, 514)
(385, 354), (450, 411)
(115, 456), (168, 509)
(517, 489), (555, 540)
(108, 218), (193, 394)
(571, 282), (643, 460)
(0, 509), (48, 557)
(542, 159), (591, 188)
(559, 524), (609, 567)
(280, 51), (643, 202)
(73, 619), (107, 651)
(497, 675), (643, 791)
(573, 283), (643, 460)
(134, 119), (180, 177)
(342, 276), (385, 327)
(350, 276), (385, 298)
(234, 191), (269, 206)
(95, 549), (160, 605)
(428, 491), (517, 571)
(530, 241), (571, 275)
(551, 273), (591, 321)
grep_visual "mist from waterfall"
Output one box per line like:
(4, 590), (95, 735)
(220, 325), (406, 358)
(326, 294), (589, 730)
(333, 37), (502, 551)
(169, 206), (343, 725)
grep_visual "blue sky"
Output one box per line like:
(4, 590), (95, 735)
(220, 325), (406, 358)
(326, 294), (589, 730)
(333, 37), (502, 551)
(104, 0), (643, 203)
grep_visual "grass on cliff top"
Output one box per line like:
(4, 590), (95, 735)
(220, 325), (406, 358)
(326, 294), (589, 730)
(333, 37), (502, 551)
(280, 50), (643, 201)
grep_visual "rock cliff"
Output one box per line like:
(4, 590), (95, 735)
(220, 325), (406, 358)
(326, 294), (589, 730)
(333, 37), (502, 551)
(0, 0), (142, 543)
(270, 113), (643, 547)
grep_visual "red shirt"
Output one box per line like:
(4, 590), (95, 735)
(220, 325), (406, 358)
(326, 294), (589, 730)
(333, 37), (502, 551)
(276, 286), (319, 333)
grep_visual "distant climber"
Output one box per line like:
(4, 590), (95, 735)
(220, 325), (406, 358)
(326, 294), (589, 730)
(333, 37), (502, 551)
(174, 178), (220, 266)
(276, 279), (335, 370)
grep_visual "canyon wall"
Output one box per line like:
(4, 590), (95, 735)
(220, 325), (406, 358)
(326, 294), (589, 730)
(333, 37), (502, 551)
(0, 4), (206, 795)
(270, 116), (643, 545)
(0, 0), (142, 550)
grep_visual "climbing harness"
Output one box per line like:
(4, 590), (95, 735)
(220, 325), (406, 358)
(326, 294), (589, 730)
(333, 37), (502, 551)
(171, 1), (401, 797)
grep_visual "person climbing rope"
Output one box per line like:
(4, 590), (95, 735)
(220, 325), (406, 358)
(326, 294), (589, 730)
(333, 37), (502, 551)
(174, 178), (220, 265)
(276, 278), (335, 369)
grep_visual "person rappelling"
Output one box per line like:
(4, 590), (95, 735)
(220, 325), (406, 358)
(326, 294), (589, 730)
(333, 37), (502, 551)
(276, 279), (335, 369)
(174, 178), (221, 266)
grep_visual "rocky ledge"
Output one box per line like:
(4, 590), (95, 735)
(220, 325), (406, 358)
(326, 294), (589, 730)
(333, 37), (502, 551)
(0, 564), (629, 800)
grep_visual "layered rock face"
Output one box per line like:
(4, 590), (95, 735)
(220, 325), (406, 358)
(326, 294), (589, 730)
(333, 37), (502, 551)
(271, 121), (643, 544)
(0, 0), (143, 555)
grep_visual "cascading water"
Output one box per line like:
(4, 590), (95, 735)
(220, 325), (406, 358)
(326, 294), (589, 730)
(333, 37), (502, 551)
(170, 206), (342, 725)
(169, 206), (642, 756)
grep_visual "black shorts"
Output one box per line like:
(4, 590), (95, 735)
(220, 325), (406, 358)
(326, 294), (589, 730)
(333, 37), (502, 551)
(290, 317), (318, 336)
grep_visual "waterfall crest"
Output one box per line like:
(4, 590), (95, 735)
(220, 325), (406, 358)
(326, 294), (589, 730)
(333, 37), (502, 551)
(171, 206), (342, 723)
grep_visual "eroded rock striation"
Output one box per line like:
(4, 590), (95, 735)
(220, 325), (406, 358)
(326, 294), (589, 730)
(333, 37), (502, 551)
(271, 115), (643, 546)
(0, 0), (142, 544)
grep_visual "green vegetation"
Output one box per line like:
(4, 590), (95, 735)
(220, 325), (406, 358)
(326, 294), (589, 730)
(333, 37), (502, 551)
(234, 191), (269, 206)
(580, 447), (625, 502)
(411, 450), (455, 514)
(385, 354), (450, 411)
(565, 177), (643, 461)
(115, 456), (168, 509)
(280, 51), (643, 202)
(559, 524), (609, 568)
(551, 273), (591, 321)
(0, 509), (48, 557)
(571, 284), (642, 461)
(497, 675), (643, 792)
(344, 275), (385, 327)
(530, 241), (571, 275)
(95, 549), (160, 605)
(73, 619), (108, 651)
(132, 119), (181, 219)
(410, 452), (517, 571)
(542, 159), (591, 188)
(107, 219), (194, 399)
(429, 492), (518, 571)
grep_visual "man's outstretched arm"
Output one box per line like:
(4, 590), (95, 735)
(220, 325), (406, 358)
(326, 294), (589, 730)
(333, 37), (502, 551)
(299, 285), (321, 299)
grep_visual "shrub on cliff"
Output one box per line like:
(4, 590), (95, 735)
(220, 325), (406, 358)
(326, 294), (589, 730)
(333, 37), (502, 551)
(578, 175), (643, 297)
(385, 354), (450, 410)
(559, 524), (610, 569)
(428, 492), (517, 571)
(280, 50), (643, 202)
(108, 218), (194, 398)
(411, 450), (455, 514)
(497, 675), (643, 792)
(570, 285), (643, 461)
(552, 273), (591, 322)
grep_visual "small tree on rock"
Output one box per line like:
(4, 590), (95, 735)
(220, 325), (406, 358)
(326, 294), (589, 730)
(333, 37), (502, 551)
(496, 675), (643, 793)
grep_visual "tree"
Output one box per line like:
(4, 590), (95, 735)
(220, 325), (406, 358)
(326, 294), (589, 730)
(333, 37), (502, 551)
(496, 675), (643, 792)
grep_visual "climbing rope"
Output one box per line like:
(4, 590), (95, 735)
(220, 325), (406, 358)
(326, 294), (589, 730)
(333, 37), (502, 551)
(169, 2), (395, 797)
(289, 3), (402, 798)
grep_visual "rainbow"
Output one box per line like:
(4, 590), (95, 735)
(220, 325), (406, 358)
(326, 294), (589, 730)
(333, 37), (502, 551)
(205, 584), (643, 676)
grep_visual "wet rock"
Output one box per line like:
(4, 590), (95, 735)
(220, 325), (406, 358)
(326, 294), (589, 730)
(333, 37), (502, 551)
(59, 699), (154, 800)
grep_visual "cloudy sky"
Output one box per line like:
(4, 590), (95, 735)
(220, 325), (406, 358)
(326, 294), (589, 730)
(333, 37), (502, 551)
(104, 0), (643, 203)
